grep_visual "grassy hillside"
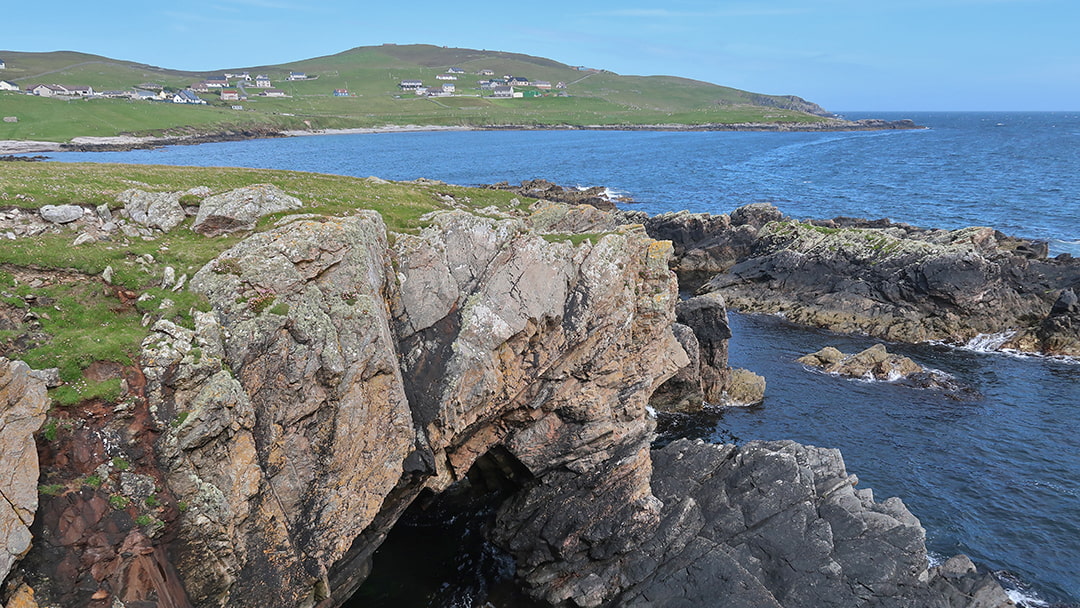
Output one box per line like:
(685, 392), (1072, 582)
(0, 45), (832, 143)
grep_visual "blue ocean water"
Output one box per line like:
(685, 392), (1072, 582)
(46, 112), (1080, 605)
(48, 112), (1080, 256)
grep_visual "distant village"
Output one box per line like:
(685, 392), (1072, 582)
(0, 57), (570, 108)
(397, 67), (567, 99)
(0, 65), (312, 106)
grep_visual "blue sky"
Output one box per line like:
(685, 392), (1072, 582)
(4, 0), (1078, 111)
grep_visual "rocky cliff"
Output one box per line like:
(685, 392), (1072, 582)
(2, 183), (1011, 608)
(639, 204), (1080, 356)
(0, 360), (48, 589)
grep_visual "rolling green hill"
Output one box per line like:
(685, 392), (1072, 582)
(0, 45), (836, 144)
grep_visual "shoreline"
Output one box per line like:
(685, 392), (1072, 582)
(0, 118), (922, 154)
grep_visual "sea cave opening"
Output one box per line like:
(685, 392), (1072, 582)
(346, 446), (546, 608)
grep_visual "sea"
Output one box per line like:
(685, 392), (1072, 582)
(43, 112), (1080, 607)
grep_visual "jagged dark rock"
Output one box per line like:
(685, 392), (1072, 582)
(642, 204), (1080, 356)
(485, 179), (622, 210)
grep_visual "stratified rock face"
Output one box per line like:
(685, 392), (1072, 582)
(192, 184), (303, 236)
(1038, 288), (1080, 355)
(0, 359), (48, 584)
(615, 439), (1010, 608)
(644, 205), (1080, 355)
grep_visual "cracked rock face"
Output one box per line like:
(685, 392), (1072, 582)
(615, 439), (1011, 608)
(136, 210), (686, 608)
(0, 359), (48, 585)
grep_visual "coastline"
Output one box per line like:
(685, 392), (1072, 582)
(0, 118), (922, 154)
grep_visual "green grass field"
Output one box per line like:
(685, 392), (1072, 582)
(0, 45), (834, 142)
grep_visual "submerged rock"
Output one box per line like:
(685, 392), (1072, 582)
(798, 344), (977, 398)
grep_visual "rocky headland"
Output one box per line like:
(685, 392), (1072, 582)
(636, 204), (1080, 357)
(0, 176), (1014, 608)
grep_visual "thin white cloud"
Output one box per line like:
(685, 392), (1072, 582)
(588, 7), (808, 18)
(220, 0), (324, 11)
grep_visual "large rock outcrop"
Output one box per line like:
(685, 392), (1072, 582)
(9, 201), (1010, 608)
(129, 210), (686, 608)
(614, 439), (1012, 608)
(192, 184), (303, 236)
(0, 359), (48, 585)
(642, 205), (1080, 356)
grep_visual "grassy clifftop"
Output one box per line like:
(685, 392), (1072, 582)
(0, 45), (834, 143)
(0, 162), (532, 403)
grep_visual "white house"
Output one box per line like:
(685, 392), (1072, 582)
(262, 88), (288, 97)
(436, 74), (457, 81)
(255, 75), (272, 88)
(287, 71), (307, 81)
(220, 89), (240, 101)
(203, 78), (229, 88)
(533, 81), (552, 90)
(447, 67), (465, 74)
(29, 84), (65, 97)
(0, 59), (6, 69)
(441, 83), (455, 93)
(423, 86), (450, 98)
(173, 89), (206, 105)
(224, 72), (251, 81)
(0, 80), (19, 91)
(398, 79), (424, 91)
(477, 69), (494, 76)
(492, 86), (514, 98)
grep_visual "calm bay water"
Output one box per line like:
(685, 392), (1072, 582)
(48, 112), (1080, 605)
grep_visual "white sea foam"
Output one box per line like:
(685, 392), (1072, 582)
(1005, 588), (1050, 607)
(995, 570), (1053, 607)
(963, 330), (1018, 352)
(575, 185), (632, 203)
